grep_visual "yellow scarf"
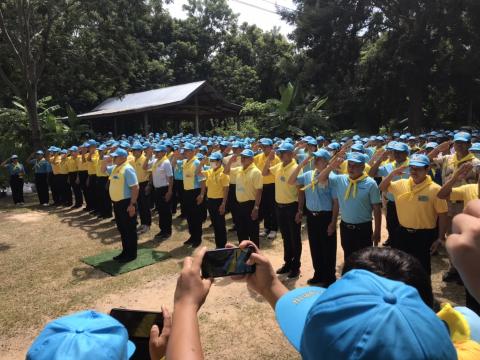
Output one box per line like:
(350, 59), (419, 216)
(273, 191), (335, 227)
(398, 176), (433, 201)
(280, 160), (296, 177)
(453, 153), (475, 168)
(301, 169), (319, 191)
(344, 174), (368, 200)
(152, 156), (167, 173)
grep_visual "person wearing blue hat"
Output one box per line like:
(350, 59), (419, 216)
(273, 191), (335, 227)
(148, 145), (174, 240)
(57, 149), (71, 206)
(319, 151), (382, 261)
(262, 142), (302, 277)
(103, 148), (139, 262)
(26, 310), (137, 360)
(77, 143), (90, 208)
(224, 148), (263, 246)
(254, 138), (280, 240)
(171, 147), (186, 219)
(1, 154), (26, 204)
(369, 141), (410, 246)
(287, 149), (338, 285)
(85, 140), (100, 214)
(130, 142), (152, 235)
(93, 145), (112, 219)
(47, 147), (63, 206)
(223, 141), (243, 233)
(26, 150), (50, 206)
(65, 146), (83, 208)
(196, 151), (230, 248)
(379, 154), (448, 275)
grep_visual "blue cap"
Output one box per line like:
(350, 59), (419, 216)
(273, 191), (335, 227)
(69, 146), (79, 152)
(352, 135), (361, 141)
(409, 154), (430, 167)
(376, 136), (384, 141)
(119, 141), (130, 149)
(408, 136), (416, 141)
(142, 142), (152, 149)
(277, 142), (295, 152)
(196, 153), (205, 160)
(469, 143), (480, 152)
(153, 145), (167, 152)
(35, 150), (44, 155)
(131, 142), (144, 151)
(316, 136), (325, 142)
(11, 154), (18, 159)
(327, 142), (340, 150)
(60, 149), (68, 154)
(182, 143), (195, 151)
(346, 152), (367, 164)
(240, 149), (254, 157)
(208, 151), (223, 161)
(392, 142), (410, 154)
(306, 138), (317, 146)
(350, 143), (365, 153)
(231, 141), (244, 149)
(312, 149), (331, 161)
(275, 270), (456, 360)
(454, 131), (471, 142)
(26, 310), (135, 360)
(98, 145), (107, 151)
(385, 141), (397, 151)
(393, 132), (400, 137)
(110, 148), (128, 158)
(87, 139), (97, 146)
(399, 134), (407, 140)
(425, 142), (438, 150)
(220, 141), (230, 147)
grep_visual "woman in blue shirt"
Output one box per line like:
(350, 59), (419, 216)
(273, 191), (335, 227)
(288, 149), (339, 286)
(1, 155), (25, 204)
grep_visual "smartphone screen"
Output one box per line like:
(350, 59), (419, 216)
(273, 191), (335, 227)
(201, 247), (255, 278)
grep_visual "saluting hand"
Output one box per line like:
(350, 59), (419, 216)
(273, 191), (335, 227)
(391, 165), (408, 176)
(455, 163), (473, 180)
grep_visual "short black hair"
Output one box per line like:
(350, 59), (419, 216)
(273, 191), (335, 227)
(342, 247), (434, 308)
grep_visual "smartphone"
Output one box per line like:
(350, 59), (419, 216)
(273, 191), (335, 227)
(110, 308), (164, 360)
(201, 247), (256, 278)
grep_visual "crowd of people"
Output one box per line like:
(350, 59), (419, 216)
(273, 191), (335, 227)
(3, 128), (480, 359)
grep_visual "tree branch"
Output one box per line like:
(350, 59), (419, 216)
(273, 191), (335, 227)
(0, 64), (22, 99)
(0, 7), (24, 67)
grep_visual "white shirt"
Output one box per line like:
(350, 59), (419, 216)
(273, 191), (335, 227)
(150, 158), (173, 188)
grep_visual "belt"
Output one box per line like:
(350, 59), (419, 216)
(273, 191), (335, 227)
(450, 201), (462, 204)
(341, 221), (370, 230)
(400, 226), (435, 234)
(308, 210), (331, 216)
(276, 202), (297, 208)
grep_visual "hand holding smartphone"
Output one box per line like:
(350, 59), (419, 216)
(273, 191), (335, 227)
(201, 247), (256, 278)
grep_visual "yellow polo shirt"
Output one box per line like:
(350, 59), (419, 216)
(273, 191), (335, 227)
(130, 155), (149, 183)
(202, 167), (230, 199)
(254, 152), (280, 185)
(50, 155), (62, 175)
(270, 160), (299, 204)
(77, 156), (88, 172)
(58, 158), (69, 175)
(66, 156), (78, 173)
(96, 158), (108, 177)
(450, 184), (478, 209)
(388, 177), (448, 229)
(183, 157), (201, 190)
(87, 152), (99, 175)
(231, 163), (263, 203)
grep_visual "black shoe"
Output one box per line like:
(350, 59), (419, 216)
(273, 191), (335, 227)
(383, 239), (391, 247)
(72, 204), (82, 209)
(189, 242), (201, 248)
(160, 233), (171, 240)
(183, 238), (193, 245)
(307, 278), (325, 286)
(442, 270), (461, 283)
(113, 253), (126, 260)
(83, 207), (91, 212)
(228, 226), (237, 232)
(276, 265), (291, 275)
(117, 256), (137, 263)
(288, 269), (300, 279)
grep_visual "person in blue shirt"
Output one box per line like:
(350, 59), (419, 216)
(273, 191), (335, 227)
(1, 155), (25, 204)
(288, 149), (339, 286)
(27, 150), (50, 206)
(319, 151), (382, 262)
(172, 149), (186, 218)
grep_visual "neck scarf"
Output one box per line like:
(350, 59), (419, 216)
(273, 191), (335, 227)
(281, 160), (296, 177)
(152, 156), (167, 173)
(398, 176), (432, 201)
(344, 173), (368, 200)
(453, 153), (475, 168)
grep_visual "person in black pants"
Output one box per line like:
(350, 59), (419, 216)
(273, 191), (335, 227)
(95, 147), (112, 218)
(67, 147), (83, 208)
(2, 155), (25, 204)
(27, 150), (50, 206)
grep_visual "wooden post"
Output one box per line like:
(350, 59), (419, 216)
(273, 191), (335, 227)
(195, 94), (200, 135)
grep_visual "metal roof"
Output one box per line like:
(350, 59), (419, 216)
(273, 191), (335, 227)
(77, 81), (241, 120)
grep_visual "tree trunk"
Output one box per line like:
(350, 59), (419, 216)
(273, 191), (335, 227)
(26, 84), (42, 149)
(407, 83), (423, 133)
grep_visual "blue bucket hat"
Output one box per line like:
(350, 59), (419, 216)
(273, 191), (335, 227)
(454, 132), (471, 143)
(110, 148), (128, 158)
(26, 310), (135, 360)
(346, 152), (367, 164)
(240, 149), (254, 158)
(312, 149), (331, 161)
(409, 154), (430, 167)
(277, 142), (295, 152)
(275, 270), (456, 360)
(209, 151), (223, 161)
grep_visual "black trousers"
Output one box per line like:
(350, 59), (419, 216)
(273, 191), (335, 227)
(113, 198), (137, 258)
(466, 289), (480, 316)
(96, 176), (112, 217)
(9, 175), (24, 204)
(56, 174), (70, 205)
(386, 201), (400, 243)
(306, 210), (337, 284)
(259, 183), (277, 232)
(208, 198), (227, 248)
(183, 188), (203, 245)
(276, 202), (302, 270)
(138, 181), (152, 226)
(236, 200), (259, 247)
(227, 184), (238, 227)
(48, 173), (59, 204)
(78, 171), (88, 206)
(34, 173), (49, 205)
(154, 186), (172, 235)
(68, 172), (83, 206)
(87, 175), (98, 211)
(340, 221), (373, 262)
(172, 179), (184, 215)
(393, 226), (436, 275)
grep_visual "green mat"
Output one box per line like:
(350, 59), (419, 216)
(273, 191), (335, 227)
(81, 248), (170, 276)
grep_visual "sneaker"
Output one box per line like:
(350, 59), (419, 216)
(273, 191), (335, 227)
(267, 231), (277, 240)
(288, 269), (300, 279)
(276, 265), (291, 275)
(259, 229), (268, 237)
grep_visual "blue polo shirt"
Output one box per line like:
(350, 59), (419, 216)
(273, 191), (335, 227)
(5, 163), (25, 176)
(377, 162), (410, 201)
(297, 170), (333, 212)
(329, 173), (381, 224)
(29, 159), (50, 174)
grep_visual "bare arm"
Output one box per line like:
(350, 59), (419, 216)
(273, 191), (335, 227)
(318, 157), (344, 183)
(288, 156), (311, 185)
(378, 166), (407, 192)
(223, 155), (237, 175)
(372, 203), (382, 246)
(368, 150), (388, 177)
(437, 163), (472, 199)
(427, 141), (451, 161)
(262, 151), (275, 177)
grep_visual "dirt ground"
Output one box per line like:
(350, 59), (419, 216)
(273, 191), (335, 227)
(0, 194), (465, 359)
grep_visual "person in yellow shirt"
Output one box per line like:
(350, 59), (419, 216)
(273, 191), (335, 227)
(262, 142), (302, 278)
(254, 138), (280, 240)
(95, 145), (112, 219)
(78, 143), (90, 208)
(58, 149), (71, 206)
(223, 142), (243, 233)
(224, 149), (263, 247)
(197, 151), (230, 248)
(86, 140), (99, 213)
(130, 142), (151, 234)
(379, 154), (448, 275)
(47, 147), (62, 205)
(66, 146), (83, 208)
